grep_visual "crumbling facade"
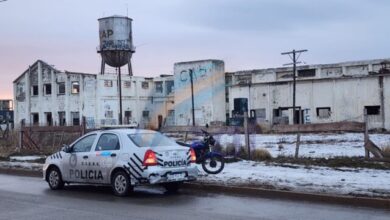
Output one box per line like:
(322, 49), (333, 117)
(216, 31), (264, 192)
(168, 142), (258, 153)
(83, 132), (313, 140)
(13, 58), (390, 130)
(13, 60), (224, 129)
(228, 59), (390, 130)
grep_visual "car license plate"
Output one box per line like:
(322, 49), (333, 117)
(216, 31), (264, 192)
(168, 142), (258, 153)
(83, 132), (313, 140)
(167, 173), (185, 181)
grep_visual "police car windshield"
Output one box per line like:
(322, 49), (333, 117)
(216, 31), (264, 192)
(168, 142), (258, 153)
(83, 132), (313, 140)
(128, 132), (177, 147)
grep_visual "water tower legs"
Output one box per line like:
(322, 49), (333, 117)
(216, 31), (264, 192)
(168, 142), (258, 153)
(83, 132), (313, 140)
(100, 59), (105, 75)
(128, 57), (133, 76)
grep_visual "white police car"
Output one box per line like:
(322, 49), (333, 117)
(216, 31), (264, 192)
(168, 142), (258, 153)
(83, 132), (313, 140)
(43, 128), (198, 196)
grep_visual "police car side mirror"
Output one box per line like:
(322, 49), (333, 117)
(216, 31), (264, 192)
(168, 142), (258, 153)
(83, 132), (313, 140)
(62, 144), (72, 153)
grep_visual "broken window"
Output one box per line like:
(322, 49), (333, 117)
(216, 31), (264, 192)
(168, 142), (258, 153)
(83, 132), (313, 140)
(155, 82), (163, 93)
(316, 107), (331, 119)
(58, 83), (65, 95)
(298, 69), (316, 77)
(71, 112), (80, 125)
(105, 110), (113, 119)
(45, 112), (52, 126)
(104, 80), (113, 87)
(44, 84), (52, 95)
(31, 113), (39, 125)
(142, 110), (149, 118)
(365, 106), (380, 115)
(32, 85), (39, 96)
(58, 111), (66, 126)
(124, 81), (131, 88)
(166, 81), (174, 94)
(124, 111), (132, 124)
(142, 82), (149, 89)
(71, 82), (80, 94)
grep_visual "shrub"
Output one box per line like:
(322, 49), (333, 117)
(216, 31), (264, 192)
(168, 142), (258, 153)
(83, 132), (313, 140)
(237, 147), (248, 159)
(213, 141), (223, 153)
(382, 146), (390, 158)
(224, 143), (237, 156)
(251, 148), (272, 161)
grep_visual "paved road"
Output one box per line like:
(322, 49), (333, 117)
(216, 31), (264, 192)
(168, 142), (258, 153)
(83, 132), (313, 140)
(0, 174), (389, 220)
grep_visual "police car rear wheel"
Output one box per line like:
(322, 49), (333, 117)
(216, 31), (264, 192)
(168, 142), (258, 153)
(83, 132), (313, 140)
(47, 167), (64, 190)
(112, 171), (132, 197)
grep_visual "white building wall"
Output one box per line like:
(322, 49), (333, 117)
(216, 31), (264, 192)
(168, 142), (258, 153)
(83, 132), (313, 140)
(174, 60), (226, 126)
(229, 59), (390, 129)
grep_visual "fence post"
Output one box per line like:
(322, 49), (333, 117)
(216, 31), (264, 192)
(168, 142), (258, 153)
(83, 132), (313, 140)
(81, 116), (86, 136)
(295, 111), (303, 159)
(364, 109), (369, 159)
(244, 112), (251, 160)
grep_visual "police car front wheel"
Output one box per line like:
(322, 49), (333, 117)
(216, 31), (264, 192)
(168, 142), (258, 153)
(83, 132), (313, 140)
(112, 171), (132, 196)
(47, 167), (64, 190)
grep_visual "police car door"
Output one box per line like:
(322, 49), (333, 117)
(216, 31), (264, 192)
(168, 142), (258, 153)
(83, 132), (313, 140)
(89, 132), (121, 184)
(63, 134), (97, 183)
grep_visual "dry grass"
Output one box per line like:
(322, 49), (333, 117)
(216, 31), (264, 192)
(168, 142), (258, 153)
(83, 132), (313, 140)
(224, 143), (237, 156)
(382, 146), (390, 158)
(251, 148), (272, 161)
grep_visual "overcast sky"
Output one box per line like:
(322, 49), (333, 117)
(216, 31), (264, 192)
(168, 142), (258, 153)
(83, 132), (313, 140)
(1, 0), (390, 99)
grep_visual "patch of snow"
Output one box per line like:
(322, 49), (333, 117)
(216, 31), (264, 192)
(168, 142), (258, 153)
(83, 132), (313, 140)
(9, 156), (46, 161)
(0, 161), (43, 171)
(214, 133), (390, 158)
(196, 161), (390, 197)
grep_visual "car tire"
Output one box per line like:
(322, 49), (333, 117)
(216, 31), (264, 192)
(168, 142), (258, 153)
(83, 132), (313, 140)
(163, 182), (181, 194)
(47, 167), (64, 190)
(112, 170), (132, 197)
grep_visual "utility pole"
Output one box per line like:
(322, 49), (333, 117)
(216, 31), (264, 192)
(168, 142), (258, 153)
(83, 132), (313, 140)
(189, 69), (195, 126)
(281, 49), (308, 124)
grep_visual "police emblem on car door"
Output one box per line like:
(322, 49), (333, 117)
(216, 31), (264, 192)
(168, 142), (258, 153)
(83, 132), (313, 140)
(89, 133), (121, 184)
(63, 134), (97, 183)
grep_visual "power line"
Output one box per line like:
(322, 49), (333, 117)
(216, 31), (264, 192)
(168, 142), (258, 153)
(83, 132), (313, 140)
(281, 49), (308, 124)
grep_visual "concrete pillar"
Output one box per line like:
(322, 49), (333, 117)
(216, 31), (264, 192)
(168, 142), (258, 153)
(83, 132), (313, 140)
(65, 74), (70, 126)
(79, 75), (84, 123)
(26, 68), (31, 125)
(37, 61), (43, 126)
(51, 69), (56, 125)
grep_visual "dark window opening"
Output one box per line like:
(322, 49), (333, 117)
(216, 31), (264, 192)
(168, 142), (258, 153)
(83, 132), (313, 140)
(124, 111), (132, 124)
(365, 106), (380, 115)
(58, 83), (65, 95)
(45, 112), (52, 126)
(316, 107), (331, 119)
(166, 81), (174, 94)
(142, 82), (149, 89)
(32, 85), (39, 96)
(58, 111), (66, 126)
(31, 113), (39, 125)
(142, 111), (149, 118)
(44, 84), (52, 95)
(298, 69), (316, 77)
(71, 112), (80, 125)
(233, 98), (248, 116)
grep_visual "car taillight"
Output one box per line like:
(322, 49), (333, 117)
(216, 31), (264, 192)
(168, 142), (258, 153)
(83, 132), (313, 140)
(190, 148), (196, 163)
(143, 150), (158, 166)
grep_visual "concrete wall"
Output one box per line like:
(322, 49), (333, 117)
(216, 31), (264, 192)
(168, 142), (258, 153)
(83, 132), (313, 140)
(229, 58), (390, 130)
(174, 60), (226, 126)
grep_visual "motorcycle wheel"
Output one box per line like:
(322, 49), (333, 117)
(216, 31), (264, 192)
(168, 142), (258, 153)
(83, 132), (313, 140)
(202, 155), (225, 174)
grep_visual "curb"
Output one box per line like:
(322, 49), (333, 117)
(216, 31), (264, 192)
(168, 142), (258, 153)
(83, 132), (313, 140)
(0, 167), (42, 178)
(1, 167), (389, 209)
(183, 183), (390, 210)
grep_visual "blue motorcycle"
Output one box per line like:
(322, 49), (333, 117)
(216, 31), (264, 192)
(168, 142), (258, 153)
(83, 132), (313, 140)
(177, 130), (225, 174)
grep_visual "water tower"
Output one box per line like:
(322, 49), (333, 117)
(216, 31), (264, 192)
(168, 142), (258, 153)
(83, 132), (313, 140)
(98, 15), (135, 124)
